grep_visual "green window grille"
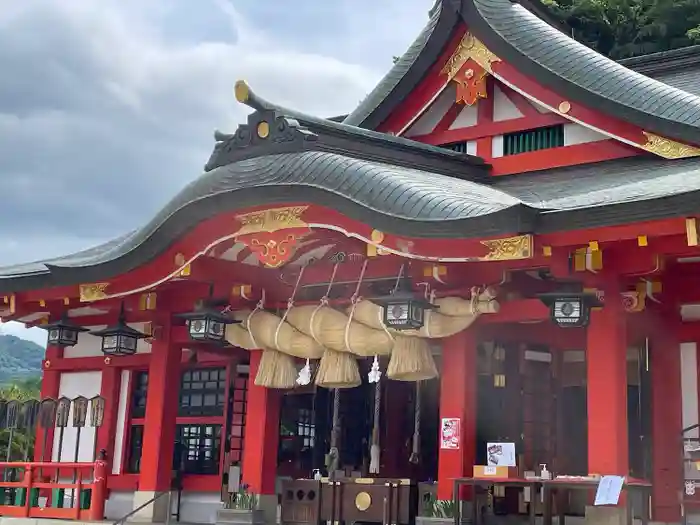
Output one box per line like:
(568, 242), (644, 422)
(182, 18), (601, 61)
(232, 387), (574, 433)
(503, 125), (564, 156)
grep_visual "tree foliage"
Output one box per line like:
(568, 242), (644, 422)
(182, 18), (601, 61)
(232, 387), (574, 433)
(542, 0), (700, 58)
(0, 335), (44, 385)
(0, 378), (40, 462)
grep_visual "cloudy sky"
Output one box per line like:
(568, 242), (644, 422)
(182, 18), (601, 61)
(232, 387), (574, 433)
(0, 0), (433, 345)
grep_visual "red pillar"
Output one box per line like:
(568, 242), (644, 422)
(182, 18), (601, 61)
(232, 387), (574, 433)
(437, 329), (477, 501)
(242, 350), (281, 496)
(651, 314), (682, 522)
(35, 345), (63, 462)
(96, 366), (121, 466)
(88, 460), (108, 520)
(587, 283), (628, 475)
(138, 319), (181, 493)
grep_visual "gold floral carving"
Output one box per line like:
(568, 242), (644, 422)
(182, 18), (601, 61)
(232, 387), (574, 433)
(480, 235), (533, 261)
(441, 32), (501, 79)
(79, 283), (110, 302)
(589, 289), (646, 313)
(641, 132), (700, 159)
(233, 206), (309, 236)
(621, 291), (646, 313)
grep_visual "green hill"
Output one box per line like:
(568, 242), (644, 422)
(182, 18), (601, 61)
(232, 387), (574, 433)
(0, 335), (44, 384)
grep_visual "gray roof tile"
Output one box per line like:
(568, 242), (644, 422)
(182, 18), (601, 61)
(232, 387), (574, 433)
(466, 0), (700, 145)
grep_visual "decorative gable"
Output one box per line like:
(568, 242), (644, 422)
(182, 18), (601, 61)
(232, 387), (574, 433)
(380, 29), (700, 175)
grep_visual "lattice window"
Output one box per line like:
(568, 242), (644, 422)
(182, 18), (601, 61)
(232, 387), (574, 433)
(229, 372), (248, 464)
(442, 142), (471, 154)
(179, 367), (227, 416)
(297, 408), (315, 448)
(176, 424), (222, 475)
(503, 125), (564, 155)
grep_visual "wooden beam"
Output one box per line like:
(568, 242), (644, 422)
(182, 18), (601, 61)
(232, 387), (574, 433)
(413, 112), (566, 146)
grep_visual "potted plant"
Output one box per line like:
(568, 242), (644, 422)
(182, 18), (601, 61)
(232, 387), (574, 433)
(217, 484), (265, 525)
(417, 493), (457, 525)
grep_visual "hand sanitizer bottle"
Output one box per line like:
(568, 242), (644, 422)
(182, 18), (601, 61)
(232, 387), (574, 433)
(539, 464), (550, 503)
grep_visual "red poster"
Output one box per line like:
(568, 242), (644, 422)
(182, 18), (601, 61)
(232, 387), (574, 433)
(440, 417), (460, 450)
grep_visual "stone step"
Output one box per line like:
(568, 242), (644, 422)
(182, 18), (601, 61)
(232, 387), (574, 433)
(216, 508), (265, 525)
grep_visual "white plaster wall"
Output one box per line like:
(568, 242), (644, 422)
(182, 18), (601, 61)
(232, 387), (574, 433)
(63, 323), (152, 358)
(448, 103), (477, 129)
(493, 85), (523, 122)
(492, 135), (504, 158)
(563, 123), (606, 146)
(404, 84), (455, 137)
(52, 371), (102, 462)
(112, 369), (131, 474)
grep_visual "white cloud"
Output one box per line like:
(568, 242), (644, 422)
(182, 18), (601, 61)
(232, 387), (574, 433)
(0, 0), (432, 344)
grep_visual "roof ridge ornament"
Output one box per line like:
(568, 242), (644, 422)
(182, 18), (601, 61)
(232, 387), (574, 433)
(204, 80), (318, 171)
(441, 32), (502, 80)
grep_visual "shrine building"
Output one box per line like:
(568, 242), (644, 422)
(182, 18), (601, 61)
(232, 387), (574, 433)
(1, 0), (700, 524)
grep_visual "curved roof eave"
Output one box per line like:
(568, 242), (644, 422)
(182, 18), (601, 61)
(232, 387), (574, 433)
(3, 153), (700, 293)
(462, 0), (700, 146)
(0, 150), (536, 292)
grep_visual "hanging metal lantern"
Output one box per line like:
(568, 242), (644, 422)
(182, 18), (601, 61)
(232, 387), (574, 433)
(374, 277), (436, 330)
(177, 286), (240, 344)
(537, 291), (602, 328)
(41, 314), (88, 348)
(177, 305), (239, 343)
(90, 304), (147, 356)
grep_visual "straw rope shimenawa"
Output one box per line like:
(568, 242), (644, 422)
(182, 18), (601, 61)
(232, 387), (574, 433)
(254, 348), (297, 389)
(226, 288), (500, 388)
(315, 349), (361, 389)
(387, 336), (438, 381)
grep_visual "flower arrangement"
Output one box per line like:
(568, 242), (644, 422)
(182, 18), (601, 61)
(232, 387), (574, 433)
(232, 483), (258, 511)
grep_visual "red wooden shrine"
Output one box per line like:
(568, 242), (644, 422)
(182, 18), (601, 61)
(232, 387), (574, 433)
(2, 0), (700, 523)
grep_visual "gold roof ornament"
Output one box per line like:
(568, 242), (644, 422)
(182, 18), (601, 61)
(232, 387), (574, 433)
(641, 132), (700, 159)
(79, 283), (110, 302)
(441, 32), (502, 79)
